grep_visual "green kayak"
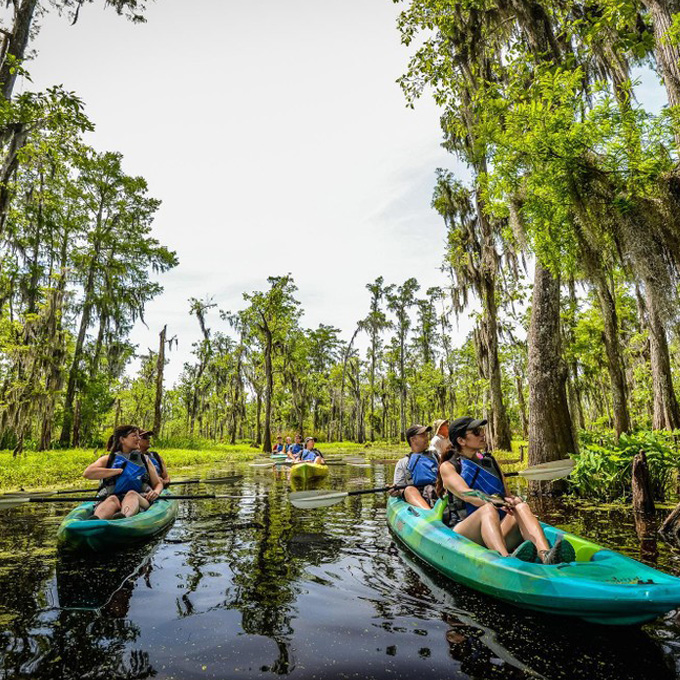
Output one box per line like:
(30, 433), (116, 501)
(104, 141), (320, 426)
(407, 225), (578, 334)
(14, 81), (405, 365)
(387, 497), (680, 625)
(57, 491), (178, 553)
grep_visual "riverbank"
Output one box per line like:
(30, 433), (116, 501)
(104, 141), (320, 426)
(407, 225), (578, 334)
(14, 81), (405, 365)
(0, 440), (527, 493)
(0, 441), (384, 493)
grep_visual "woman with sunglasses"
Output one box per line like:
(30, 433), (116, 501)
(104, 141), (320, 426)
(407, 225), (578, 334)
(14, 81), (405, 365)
(83, 424), (164, 520)
(437, 417), (574, 564)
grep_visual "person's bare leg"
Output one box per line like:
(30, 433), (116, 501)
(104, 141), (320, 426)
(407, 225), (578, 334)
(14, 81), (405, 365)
(454, 504), (509, 555)
(121, 491), (150, 517)
(403, 486), (431, 510)
(501, 515), (523, 551)
(507, 502), (551, 554)
(93, 495), (121, 519)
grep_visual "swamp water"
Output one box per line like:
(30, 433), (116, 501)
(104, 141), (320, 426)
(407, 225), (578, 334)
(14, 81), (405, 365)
(1, 461), (680, 679)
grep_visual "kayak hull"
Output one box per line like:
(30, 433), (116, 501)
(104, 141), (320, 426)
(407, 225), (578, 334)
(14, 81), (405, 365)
(387, 497), (680, 625)
(289, 463), (329, 483)
(57, 491), (178, 553)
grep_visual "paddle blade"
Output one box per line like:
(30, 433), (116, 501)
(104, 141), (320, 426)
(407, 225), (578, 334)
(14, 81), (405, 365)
(0, 497), (31, 510)
(517, 459), (575, 481)
(289, 490), (348, 509)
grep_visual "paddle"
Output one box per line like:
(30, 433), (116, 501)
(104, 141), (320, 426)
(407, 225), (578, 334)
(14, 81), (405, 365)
(0, 493), (264, 511)
(4, 474), (245, 498)
(290, 485), (405, 509)
(502, 458), (575, 480)
(289, 458), (575, 509)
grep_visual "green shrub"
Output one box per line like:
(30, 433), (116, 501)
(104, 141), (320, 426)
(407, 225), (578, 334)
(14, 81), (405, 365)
(571, 430), (680, 501)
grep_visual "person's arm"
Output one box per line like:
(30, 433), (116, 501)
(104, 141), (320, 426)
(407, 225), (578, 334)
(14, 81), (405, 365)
(440, 461), (504, 509)
(160, 460), (171, 487)
(83, 455), (123, 480)
(144, 457), (164, 501)
(390, 458), (410, 495)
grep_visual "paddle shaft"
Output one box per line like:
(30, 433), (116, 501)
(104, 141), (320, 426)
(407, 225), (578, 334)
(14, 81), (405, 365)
(55, 476), (242, 495)
(21, 494), (241, 503)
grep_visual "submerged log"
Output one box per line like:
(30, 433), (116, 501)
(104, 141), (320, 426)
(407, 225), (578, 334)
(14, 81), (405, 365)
(632, 450), (655, 515)
(634, 512), (659, 564)
(660, 502), (680, 545)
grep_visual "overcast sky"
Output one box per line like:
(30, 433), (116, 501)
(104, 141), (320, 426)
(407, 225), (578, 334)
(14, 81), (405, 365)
(22, 0), (473, 383)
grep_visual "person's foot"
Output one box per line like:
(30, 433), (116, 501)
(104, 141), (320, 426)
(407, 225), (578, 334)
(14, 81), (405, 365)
(511, 540), (537, 563)
(541, 536), (576, 564)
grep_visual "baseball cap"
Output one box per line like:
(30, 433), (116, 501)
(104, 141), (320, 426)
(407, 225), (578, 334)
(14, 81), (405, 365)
(449, 417), (487, 443)
(405, 424), (432, 443)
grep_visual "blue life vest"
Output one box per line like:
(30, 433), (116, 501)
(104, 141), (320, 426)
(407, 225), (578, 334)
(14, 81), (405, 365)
(290, 443), (303, 455)
(301, 448), (320, 462)
(273, 443), (284, 453)
(459, 455), (505, 518)
(103, 452), (150, 495)
(407, 452), (438, 486)
(148, 451), (163, 475)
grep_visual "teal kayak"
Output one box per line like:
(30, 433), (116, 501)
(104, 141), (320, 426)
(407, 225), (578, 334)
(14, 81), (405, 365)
(57, 491), (178, 553)
(387, 497), (680, 625)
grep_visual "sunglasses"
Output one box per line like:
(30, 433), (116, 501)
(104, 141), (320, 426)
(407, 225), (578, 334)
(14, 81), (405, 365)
(466, 427), (484, 437)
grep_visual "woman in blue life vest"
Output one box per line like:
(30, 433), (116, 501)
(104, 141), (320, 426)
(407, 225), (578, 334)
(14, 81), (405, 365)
(138, 429), (170, 487)
(391, 424), (439, 509)
(272, 436), (285, 454)
(298, 436), (325, 463)
(437, 417), (574, 564)
(83, 424), (164, 520)
(287, 434), (304, 460)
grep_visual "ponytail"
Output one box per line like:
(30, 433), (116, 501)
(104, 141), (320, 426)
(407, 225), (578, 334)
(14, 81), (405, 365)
(435, 438), (461, 498)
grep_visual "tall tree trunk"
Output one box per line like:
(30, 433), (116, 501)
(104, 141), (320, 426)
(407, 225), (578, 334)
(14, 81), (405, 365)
(153, 325), (166, 435)
(643, 0), (680, 148)
(515, 372), (528, 439)
(527, 263), (577, 492)
(480, 275), (512, 450)
(593, 275), (630, 435)
(255, 391), (262, 445)
(59, 255), (98, 445)
(262, 326), (273, 453)
(644, 286), (680, 429)
(0, 0), (38, 101)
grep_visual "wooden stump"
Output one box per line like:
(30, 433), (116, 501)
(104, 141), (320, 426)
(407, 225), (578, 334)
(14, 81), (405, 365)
(660, 502), (680, 545)
(632, 450), (655, 515)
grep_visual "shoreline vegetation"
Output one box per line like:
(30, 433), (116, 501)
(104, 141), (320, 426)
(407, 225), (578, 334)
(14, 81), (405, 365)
(0, 441), (526, 494)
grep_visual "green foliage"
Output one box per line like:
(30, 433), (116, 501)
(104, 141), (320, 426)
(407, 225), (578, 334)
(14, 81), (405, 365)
(571, 430), (680, 501)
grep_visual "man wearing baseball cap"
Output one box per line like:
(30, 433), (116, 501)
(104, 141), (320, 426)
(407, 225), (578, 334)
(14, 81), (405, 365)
(298, 436), (325, 464)
(139, 430), (170, 488)
(391, 424), (439, 509)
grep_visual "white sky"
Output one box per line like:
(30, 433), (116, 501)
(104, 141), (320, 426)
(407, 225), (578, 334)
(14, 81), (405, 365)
(24, 0), (472, 383)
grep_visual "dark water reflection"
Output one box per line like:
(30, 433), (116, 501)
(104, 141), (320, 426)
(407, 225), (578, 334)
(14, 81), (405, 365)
(1, 462), (680, 679)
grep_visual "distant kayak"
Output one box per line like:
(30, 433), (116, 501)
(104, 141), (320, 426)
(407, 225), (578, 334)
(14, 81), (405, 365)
(289, 462), (329, 483)
(387, 497), (680, 625)
(57, 491), (178, 553)
(271, 453), (288, 460)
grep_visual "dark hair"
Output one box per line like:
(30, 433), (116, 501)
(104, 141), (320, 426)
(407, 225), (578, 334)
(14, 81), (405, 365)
(435, 439), (459, 498)
(108, 425), (140, 455)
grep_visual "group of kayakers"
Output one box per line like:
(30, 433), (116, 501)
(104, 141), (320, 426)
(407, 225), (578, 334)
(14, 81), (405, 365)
(273, 434), (325, 464)
(83, 425), (169, 520)
(394, 416), (575, 565)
